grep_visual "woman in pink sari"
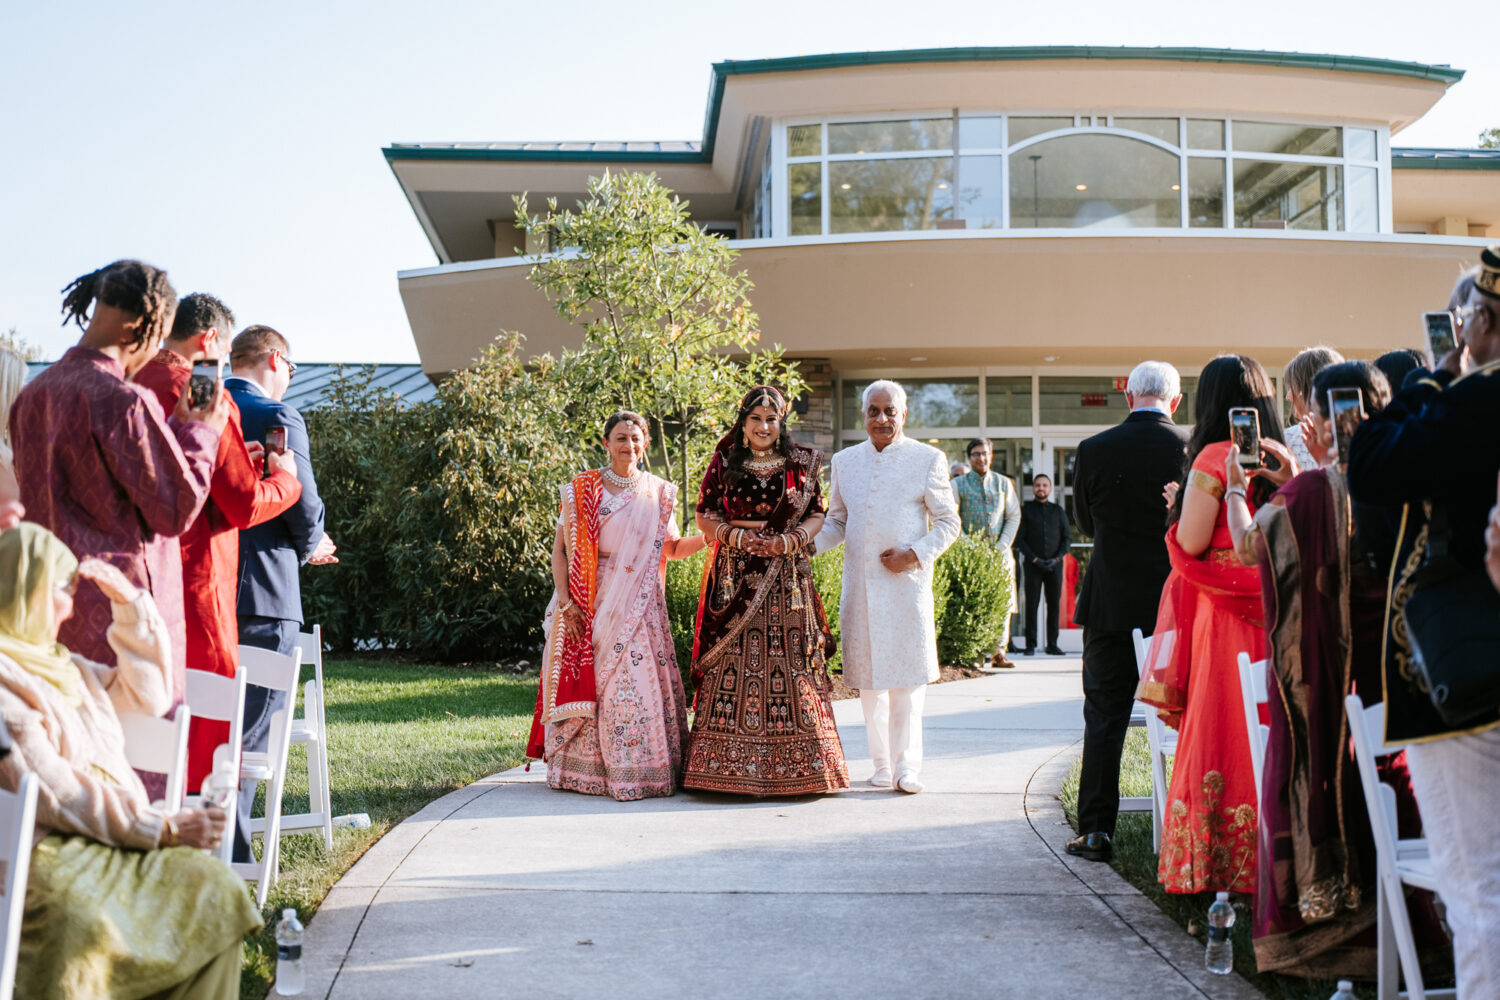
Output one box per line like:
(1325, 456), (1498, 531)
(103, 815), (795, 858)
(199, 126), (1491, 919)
(526, 412), (704, 801)
(1138, 355), (1287, 895)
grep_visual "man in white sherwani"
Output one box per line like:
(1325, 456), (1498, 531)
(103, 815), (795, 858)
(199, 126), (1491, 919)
(815, 380), (961, 793)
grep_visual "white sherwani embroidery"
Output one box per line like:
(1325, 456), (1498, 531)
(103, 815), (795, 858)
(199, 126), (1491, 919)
(815, 436), (961, 690)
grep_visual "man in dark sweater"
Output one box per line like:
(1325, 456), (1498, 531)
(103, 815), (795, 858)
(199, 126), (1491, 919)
(1016, 474), (1070, 655)
(1067, 361), (1188, 862)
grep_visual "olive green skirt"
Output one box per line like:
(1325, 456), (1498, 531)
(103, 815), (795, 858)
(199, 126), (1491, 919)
(16, 835), (262, 1000)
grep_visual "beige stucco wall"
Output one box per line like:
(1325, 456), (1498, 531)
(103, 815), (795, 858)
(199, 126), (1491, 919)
(1393, 169), (1500, 236)
(399, 234), (1486, 378)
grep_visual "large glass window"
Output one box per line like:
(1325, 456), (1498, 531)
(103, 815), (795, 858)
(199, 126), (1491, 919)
(1234, 160), (1342, 231)
(1037, 377), (1132, 425)
(782, 113), (1385, 237)
(1009, 135), (1181, 229)
(830, 157), (953, 233)
(985, 376), (1033, 426)
(841, 377), (979, 429)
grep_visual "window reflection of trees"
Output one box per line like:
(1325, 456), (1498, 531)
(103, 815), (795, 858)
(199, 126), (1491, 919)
(830, 158), (954, 233)
(841, 379), (978, 427)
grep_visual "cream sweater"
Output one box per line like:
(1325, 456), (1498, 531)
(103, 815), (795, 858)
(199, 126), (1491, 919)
(0, 593), (173, 849)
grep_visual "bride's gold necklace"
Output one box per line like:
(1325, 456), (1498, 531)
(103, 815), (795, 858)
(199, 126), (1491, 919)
(744, 445), (785, 472)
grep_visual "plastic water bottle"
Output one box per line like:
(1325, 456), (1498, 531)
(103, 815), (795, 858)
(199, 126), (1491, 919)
(1205, 891), (1234, 974)
(1328, 981), (1356, 1000)
(204, 759), (237, 810)
(275, 909), (305, 995)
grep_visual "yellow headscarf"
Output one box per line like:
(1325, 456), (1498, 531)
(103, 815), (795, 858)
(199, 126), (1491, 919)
(0, 524), (85, 706)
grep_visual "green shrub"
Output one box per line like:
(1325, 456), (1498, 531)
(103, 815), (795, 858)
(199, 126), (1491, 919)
(809, 546), (843, 673)
(665, 548), (708, 691)
(934, 534), (1016, 667)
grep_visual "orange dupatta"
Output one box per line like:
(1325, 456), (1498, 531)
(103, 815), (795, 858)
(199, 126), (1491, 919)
(526, 470), (603, 760)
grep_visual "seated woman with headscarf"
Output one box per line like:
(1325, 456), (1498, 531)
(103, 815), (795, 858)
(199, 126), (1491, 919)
(0, 524), (261, 999)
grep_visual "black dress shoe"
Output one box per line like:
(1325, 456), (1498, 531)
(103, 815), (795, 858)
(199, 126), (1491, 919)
(1044, 645), (1065, 656)
(1065, 831), (1113, 862)
(1022, 646), (1036, 656)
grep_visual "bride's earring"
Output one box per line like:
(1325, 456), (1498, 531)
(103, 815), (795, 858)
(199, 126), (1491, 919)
(742, 430), (752, 449)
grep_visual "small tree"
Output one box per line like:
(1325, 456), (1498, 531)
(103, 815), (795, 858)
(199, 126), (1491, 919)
(1, 328), (44, 361)
(516, 171), (807, 526)
(1480, 127), (1500, 150)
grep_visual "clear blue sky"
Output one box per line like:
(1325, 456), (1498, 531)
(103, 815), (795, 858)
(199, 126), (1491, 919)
(3, 1), (1492, 362)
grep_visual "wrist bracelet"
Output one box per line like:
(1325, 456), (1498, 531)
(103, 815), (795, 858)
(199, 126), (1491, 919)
(1225, 486), (1248, 501)
(162, 814), (179, 849)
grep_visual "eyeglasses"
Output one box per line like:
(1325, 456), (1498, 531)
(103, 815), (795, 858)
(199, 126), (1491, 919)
(1457, 302), (1490, 330)
(275, 351), (298, 379)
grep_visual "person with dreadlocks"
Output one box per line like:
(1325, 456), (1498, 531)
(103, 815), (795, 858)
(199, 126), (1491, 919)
(9, 260), (228, 707)
(685, 385), (850, 796)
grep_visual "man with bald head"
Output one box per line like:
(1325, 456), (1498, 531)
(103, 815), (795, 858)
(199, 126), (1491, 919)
(816, 380), (960, 794)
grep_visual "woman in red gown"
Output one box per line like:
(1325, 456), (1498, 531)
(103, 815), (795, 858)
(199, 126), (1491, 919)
(1137, 355), (1285, 895)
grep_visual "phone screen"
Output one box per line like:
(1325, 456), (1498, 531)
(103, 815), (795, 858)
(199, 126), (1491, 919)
(1328, 388), (1365, 469)
(188, 359), (223, 409)
(1229, 408), (1261, 468)
(1423, 311), (1457, 368)
(264, 426), (287, 456)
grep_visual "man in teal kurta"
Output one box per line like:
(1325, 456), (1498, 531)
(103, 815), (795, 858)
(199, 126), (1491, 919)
(953, 438), (1022, 666)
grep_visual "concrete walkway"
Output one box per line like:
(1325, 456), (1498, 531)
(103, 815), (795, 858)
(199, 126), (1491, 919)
(302, 654), (1262, 1000)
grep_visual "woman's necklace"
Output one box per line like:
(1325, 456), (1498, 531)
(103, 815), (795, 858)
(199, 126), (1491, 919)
(601, 465), (643, 490)
(744, 446), (786, 473)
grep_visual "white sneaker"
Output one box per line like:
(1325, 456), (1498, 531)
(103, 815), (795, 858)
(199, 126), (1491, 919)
(896, 772), (924, 794)
(868, 766), (893, 788)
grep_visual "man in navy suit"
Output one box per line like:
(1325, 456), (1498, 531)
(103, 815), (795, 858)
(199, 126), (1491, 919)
(226, 324), (336, 860)
(1066, 361), (1187, 863)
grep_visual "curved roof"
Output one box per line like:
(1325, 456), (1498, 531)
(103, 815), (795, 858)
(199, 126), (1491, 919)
(385, 46), (1464, 166)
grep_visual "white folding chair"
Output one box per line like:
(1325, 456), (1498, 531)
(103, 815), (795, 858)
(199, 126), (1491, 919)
(0, 773), (38, 1000)
(273, 626), (334, 851)
(236, 644), (302, 907)
(183, 666), (247, 866)
(1237, 651), (1270, 810)
(1130, 628), (1179, 854)
(1345, 693), (1454, 1000)
(118, 705), (190, 813)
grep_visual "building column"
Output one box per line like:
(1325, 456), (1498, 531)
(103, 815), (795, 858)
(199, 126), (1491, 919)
(793, 359), (834, 455)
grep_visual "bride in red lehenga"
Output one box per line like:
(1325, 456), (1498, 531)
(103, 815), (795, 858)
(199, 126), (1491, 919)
(1137, 355), (1283, 895)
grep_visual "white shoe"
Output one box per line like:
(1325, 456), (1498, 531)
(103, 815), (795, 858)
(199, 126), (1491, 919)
(896, 773), (924, 794)
(868, 766), (893, 788)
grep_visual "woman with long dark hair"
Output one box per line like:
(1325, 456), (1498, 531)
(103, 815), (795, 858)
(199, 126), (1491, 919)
(685, 386), (849, 796)
(1139, 355), (1289, 895)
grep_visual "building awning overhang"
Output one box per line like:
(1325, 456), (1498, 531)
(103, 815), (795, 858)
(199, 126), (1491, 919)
(386, 46), (1464, 264)
(398, 231), (1490, 376)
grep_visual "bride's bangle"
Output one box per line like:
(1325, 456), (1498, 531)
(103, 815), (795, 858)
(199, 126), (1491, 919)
(558, 598), (575, 613)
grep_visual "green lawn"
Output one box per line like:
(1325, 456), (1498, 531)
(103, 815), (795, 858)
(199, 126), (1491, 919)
(238, 661), (536, 999)
(1061, 730), (1393, 1000)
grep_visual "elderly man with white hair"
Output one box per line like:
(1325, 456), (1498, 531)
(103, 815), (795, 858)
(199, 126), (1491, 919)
(815, 379), (960, 793)
(1065, 361), (1188, 861)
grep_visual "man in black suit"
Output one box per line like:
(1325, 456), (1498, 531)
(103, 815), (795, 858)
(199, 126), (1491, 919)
(1066, 361), (1188, 862)
(1016, 474), (1069, 655)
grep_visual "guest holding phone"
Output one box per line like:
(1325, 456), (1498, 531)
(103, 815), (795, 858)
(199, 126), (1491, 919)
(1136, 354), (1285, 896)
(225, 324), (333, 861)
(134, 294), (302, 792)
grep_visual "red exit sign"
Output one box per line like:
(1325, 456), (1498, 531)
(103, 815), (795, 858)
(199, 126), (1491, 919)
(1113, 377), (1129, 391)
(1081, 393), (1110, 407)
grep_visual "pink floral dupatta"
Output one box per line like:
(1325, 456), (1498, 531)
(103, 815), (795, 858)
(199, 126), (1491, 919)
(526, 472), (675, 760)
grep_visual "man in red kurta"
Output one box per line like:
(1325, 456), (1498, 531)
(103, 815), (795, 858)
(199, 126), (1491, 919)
(134, 293), (302, 792)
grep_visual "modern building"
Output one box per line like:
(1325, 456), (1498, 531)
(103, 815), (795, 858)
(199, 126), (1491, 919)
(385, 46), (1500, 510)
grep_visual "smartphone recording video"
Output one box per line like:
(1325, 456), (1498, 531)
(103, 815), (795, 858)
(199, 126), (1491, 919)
(188, 359), (223, 409)
(1229, 407), (1261, 469)
(264, 426), (288, 456)
(1423, 311), (1458, 368)
(1328, 388), (1365, 469)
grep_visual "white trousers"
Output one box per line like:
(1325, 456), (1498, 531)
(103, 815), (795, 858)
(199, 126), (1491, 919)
(860, 685), (927, 777)
(1407, 725), (1500, 999)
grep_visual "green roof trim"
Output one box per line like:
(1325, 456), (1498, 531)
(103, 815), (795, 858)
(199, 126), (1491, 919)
(386, 45), (1464, 167)
(1392, 156), (1500, 171)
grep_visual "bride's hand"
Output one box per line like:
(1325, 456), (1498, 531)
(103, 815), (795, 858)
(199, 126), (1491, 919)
(560, 603), (585, 639)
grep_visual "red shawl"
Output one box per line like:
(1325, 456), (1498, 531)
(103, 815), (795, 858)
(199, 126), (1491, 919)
(525, 470), (603, 759)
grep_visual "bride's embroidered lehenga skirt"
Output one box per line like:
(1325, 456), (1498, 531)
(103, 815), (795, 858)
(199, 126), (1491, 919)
(684, 546), (849, 797)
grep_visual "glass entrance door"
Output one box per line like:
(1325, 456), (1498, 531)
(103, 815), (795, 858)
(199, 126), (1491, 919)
(1038, 436), (1090, 631)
